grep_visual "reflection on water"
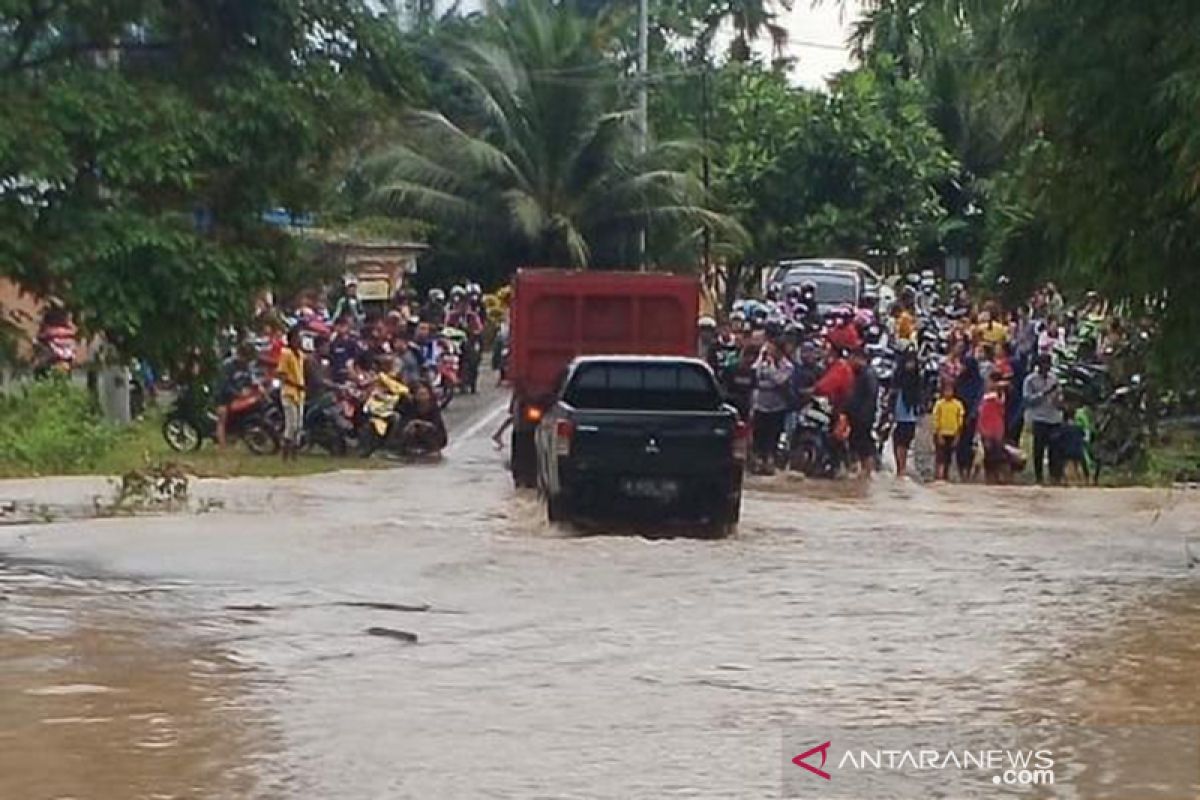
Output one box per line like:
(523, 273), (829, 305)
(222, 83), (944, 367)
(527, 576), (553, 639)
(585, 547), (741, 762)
(0, 567), (272, 800)
(1, 430), (1198, 798)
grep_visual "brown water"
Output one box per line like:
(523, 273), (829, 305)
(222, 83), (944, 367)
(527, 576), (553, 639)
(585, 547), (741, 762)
(2, 397), (1199, 799)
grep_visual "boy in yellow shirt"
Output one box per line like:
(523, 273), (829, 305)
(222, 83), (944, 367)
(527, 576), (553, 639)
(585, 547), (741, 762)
(931, 380), (965, 481)
(277, 328), (307, 461)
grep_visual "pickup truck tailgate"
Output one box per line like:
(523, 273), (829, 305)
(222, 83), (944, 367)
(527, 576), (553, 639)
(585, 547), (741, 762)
(569, 411), (735, 475)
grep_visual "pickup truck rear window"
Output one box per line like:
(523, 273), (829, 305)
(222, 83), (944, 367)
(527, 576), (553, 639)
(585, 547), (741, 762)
(563, 362), (721, 411)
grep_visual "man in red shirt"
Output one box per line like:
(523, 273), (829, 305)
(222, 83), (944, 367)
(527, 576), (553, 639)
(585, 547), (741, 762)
(814, 347), (855, 410)
(826, 319), (862, 353)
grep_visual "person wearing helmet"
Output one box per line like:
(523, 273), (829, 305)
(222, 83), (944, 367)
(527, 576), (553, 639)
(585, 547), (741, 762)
(705, 318), (739, 374)
(893, 287), (918, 342)
(766, 283), (782, 303)
(449, 285), (466, 301)
(697, 315), (717, 357)
(466, 283), (484, 313)
(730, 309), (747, 333)
(793, 281), (820, 328)
(827, 307), (863, 353)
(423, 288), (447, 328)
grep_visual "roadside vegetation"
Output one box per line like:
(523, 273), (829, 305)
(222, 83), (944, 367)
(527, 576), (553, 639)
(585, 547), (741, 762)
(0, 382), (374, 479)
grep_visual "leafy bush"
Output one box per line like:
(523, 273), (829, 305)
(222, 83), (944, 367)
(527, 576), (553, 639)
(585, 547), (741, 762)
(0, 379), (118, 475)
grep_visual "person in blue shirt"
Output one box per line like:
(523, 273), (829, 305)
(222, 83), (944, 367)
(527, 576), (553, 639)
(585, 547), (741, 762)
(327, 315), (363, 383)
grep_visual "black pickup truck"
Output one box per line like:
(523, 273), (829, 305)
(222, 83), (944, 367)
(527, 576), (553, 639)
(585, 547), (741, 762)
(534, 356), (746, 531)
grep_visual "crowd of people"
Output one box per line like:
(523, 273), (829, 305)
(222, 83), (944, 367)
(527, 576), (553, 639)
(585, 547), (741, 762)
(211, 279), (490, 459)
(700, 276), (1138, 484)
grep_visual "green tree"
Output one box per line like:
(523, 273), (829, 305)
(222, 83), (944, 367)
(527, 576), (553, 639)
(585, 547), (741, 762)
(367, 0), (734, 275)
(987, 0), (1200, 373)
(851, 0), (1018, 264)
(709, 61), (954, 298)
(1, 0), (414, 371)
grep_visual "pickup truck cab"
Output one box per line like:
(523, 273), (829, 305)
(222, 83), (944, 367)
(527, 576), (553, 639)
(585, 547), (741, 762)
(535, 356), (746, 532)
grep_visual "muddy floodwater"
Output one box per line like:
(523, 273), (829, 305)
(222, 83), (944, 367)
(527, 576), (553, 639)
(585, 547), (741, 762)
(2, 399), (1199, 799)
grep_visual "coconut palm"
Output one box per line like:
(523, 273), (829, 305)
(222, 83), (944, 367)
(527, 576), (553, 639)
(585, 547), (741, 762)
(368, 0), (737, 269)
(697, 0), (794, 64)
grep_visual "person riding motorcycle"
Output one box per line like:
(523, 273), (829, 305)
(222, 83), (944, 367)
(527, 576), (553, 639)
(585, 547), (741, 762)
(794, 280), (822, 331)
(706, 320), (740, 375)
(421, 288), (448, 328)
(446, 292), (485, 338)
(413, 320), (443, 370)
(215, 343), (257, 448)
(697, 315), (717, 359)
(894, 287), (918, 342)
(359, 355), (411, 455)
(826, 305), (863, 353)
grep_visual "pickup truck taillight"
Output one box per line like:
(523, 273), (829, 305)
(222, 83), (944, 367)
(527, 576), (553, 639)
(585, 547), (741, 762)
(554, 419), (575, 457)
(732, 419), (749, 463)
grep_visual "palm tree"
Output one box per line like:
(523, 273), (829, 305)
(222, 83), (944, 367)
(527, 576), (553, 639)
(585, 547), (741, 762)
(694, 0), (795, 64)
(368, 0), (736, 269)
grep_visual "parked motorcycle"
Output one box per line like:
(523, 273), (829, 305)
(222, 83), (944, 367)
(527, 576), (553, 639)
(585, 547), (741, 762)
(162, 383), (279, 454)
(32, 323), (78, 375)
(299, 393), (354, 456)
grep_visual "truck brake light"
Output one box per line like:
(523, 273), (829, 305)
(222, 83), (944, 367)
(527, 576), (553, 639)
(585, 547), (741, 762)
(554, 419), (575, 457)
(732, 419), (749, 462)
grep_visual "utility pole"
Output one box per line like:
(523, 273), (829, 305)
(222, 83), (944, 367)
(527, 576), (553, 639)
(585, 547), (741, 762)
(701, 63), (711, 277)
(636, 0), (648, 271)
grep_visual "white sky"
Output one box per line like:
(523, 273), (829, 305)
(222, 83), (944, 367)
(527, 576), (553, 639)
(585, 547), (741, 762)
(774, 0), (864, 88)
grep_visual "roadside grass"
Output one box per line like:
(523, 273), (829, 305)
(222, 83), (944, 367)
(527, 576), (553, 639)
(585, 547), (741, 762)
(1096, 425), (1200, 487)
(92, 408), (385, 479)
(0, 391), (382, 479)
(1140, 426), (1200, 485)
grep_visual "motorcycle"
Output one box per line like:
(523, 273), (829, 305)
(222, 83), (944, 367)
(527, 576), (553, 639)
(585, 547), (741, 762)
(786, 397), (847, 478)
(358, 386), (404, 457)
(428, 335), (460, 410)
(299, 393), (354, 456)
(459, 335), (483, 394)
(162, 383), (279, 454)
(1092, 374), (1150, 472)
(32, 323), (78, 375)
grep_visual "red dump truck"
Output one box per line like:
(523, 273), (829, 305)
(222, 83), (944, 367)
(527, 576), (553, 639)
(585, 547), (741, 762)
(507, 269), (701, 486)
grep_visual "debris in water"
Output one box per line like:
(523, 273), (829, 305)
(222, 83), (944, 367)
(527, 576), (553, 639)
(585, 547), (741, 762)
(365, 627), (419, 643)
(337, 601), (431, 613)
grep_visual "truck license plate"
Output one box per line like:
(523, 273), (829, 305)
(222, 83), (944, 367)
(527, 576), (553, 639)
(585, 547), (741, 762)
(620, 478), (679, 501)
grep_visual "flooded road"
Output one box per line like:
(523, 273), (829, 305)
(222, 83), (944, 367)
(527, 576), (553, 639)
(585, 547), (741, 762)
(2, 392), (1199, 798)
